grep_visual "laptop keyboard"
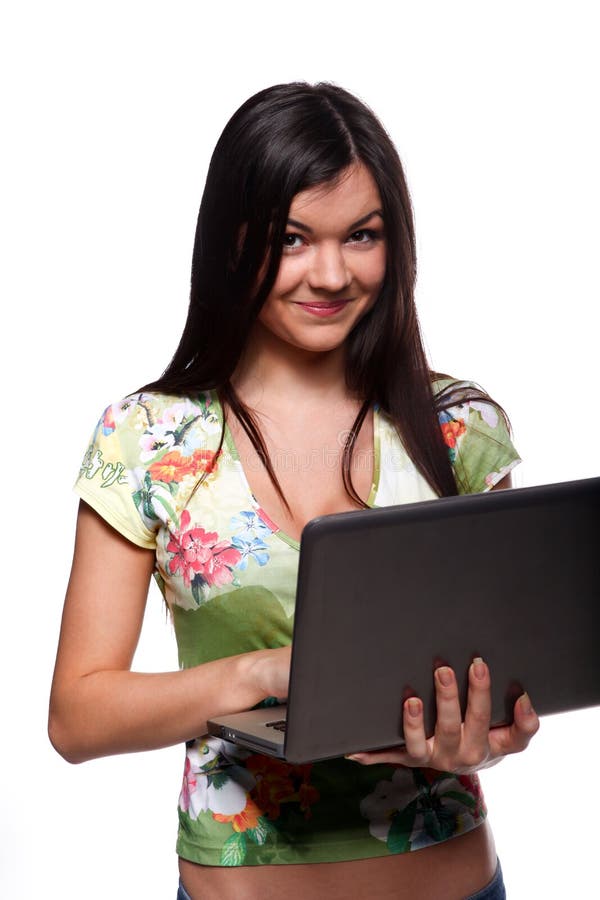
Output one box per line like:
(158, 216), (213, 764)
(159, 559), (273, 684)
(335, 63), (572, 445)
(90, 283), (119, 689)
(265, 719), (287, 733)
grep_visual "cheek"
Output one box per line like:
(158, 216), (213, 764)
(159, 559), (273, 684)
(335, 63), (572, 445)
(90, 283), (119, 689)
(362, 249), (387, 292)
(270, 257), (303, 296)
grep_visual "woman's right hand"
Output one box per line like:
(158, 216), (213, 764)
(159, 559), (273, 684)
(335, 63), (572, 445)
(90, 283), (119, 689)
(249, 645), (292, 702)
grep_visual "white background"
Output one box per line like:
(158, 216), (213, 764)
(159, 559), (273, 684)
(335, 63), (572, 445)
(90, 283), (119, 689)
(1, 1), (598, 897)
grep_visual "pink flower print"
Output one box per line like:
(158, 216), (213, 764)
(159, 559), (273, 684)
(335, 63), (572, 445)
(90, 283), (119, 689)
(179, 739), (255, 821)
(166, 511), (212, 587)
(101, 407), (116, 435)
(100, 399), (135, 436)
(199, 541), (244, 586)
(457, 774), (486, 821)
(179, 755), (197, 814)
(139, 425), (176, 462)
(167, 510), (242, 593)
(160, 402), (191, 430)
(485, 463), (516, 489)
(256, 506), (278, 533)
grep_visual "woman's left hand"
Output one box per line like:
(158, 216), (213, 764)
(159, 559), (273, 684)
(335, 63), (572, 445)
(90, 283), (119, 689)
(346, 658), (540, 774)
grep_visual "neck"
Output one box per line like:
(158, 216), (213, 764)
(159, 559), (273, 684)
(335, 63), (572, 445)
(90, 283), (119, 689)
(232, 322), (355, 410)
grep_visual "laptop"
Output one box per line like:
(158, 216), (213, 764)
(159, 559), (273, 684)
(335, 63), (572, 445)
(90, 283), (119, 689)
(208, 476), (600, 763)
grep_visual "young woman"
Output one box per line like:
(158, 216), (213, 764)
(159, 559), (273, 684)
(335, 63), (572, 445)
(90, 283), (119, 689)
(49, 82), (539, 899)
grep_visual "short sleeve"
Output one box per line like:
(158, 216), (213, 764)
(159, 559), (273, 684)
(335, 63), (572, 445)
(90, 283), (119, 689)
(74, 396), (159, 549)
(435, 380), (521, 494)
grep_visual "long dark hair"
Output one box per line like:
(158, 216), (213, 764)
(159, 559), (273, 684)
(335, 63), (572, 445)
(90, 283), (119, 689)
(141, 82), (497, 502)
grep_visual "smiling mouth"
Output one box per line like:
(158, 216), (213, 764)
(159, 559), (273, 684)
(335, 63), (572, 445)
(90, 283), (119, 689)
(293, 299), (353, 309)
(293, 299), (352, 317)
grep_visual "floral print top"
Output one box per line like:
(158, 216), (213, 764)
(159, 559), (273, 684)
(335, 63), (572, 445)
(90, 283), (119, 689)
(74, 380), (521, 866)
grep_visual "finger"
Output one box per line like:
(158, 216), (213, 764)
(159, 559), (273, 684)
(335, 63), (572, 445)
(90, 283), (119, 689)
(488, 692), (540, 758)
(400, 696), (431, 764)
(345, 697), (430, 767)
(512, 692), (540, 747)
(462, 657), (492, 766)
(345, 747), (409, 766)
(433, 666), (462, 756)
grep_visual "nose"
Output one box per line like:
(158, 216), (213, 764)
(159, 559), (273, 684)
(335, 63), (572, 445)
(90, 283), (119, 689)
(307, 242), (352, 293)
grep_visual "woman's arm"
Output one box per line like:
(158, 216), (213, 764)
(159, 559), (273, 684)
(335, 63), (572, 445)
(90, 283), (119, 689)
(48, 501), (291, 764)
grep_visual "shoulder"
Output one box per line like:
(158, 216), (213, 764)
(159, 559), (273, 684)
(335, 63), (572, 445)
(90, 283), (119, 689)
(430, 375), (507, 428)
(87, 390), (223, 461)
(94, 390), (219, 440)
(431, 375), (494, 405)
(430, 375), (521, 493)
(85, 388), (224, 494)
(75, 390), (224, 548)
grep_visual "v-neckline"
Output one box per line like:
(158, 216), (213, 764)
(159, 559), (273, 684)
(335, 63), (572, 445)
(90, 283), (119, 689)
(212, 392), (382, 551)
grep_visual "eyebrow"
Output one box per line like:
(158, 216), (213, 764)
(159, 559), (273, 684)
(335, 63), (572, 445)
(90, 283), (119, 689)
(286, 208), (384, 234)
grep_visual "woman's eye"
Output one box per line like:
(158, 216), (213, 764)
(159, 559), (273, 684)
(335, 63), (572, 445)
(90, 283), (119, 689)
(283, 233), (304, 251)
(348, 229), (377, 244)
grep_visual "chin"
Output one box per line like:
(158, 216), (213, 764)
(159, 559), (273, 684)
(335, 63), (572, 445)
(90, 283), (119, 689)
(288, 334), (350, 355)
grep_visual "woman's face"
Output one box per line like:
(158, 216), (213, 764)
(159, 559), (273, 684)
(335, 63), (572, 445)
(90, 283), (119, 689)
(255, 163), (386, 358)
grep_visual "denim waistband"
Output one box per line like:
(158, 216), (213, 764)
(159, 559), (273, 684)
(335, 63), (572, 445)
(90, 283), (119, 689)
(177, 880), (193, 900)
(465, 860), (506, 900)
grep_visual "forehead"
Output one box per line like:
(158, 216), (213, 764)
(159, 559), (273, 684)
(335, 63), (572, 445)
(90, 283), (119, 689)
(288, 164), (382, 226)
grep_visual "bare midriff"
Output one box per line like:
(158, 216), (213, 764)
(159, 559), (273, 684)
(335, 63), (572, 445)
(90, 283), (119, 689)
(178, 820), (497, 900)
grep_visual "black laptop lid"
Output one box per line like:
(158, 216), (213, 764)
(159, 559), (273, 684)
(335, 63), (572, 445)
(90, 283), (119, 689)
(283, 477), (600, 763)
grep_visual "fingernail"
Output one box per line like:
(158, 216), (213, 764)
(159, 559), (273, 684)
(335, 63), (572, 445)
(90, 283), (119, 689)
(406, 697), (421, 718)
(471, 657), (486, 680)
(519, 692), (534, 715)
(436, 666), (453, 687)
(345, 754), (361, 761)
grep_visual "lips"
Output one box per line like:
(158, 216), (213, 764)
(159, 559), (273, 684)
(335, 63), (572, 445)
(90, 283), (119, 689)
(298, 301), (348, 308)
(294, 300), (351, 317)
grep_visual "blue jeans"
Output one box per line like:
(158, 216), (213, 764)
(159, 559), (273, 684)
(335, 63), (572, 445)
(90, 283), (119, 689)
(465, 860), (506, 899)
(177, 860), (506, 899)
